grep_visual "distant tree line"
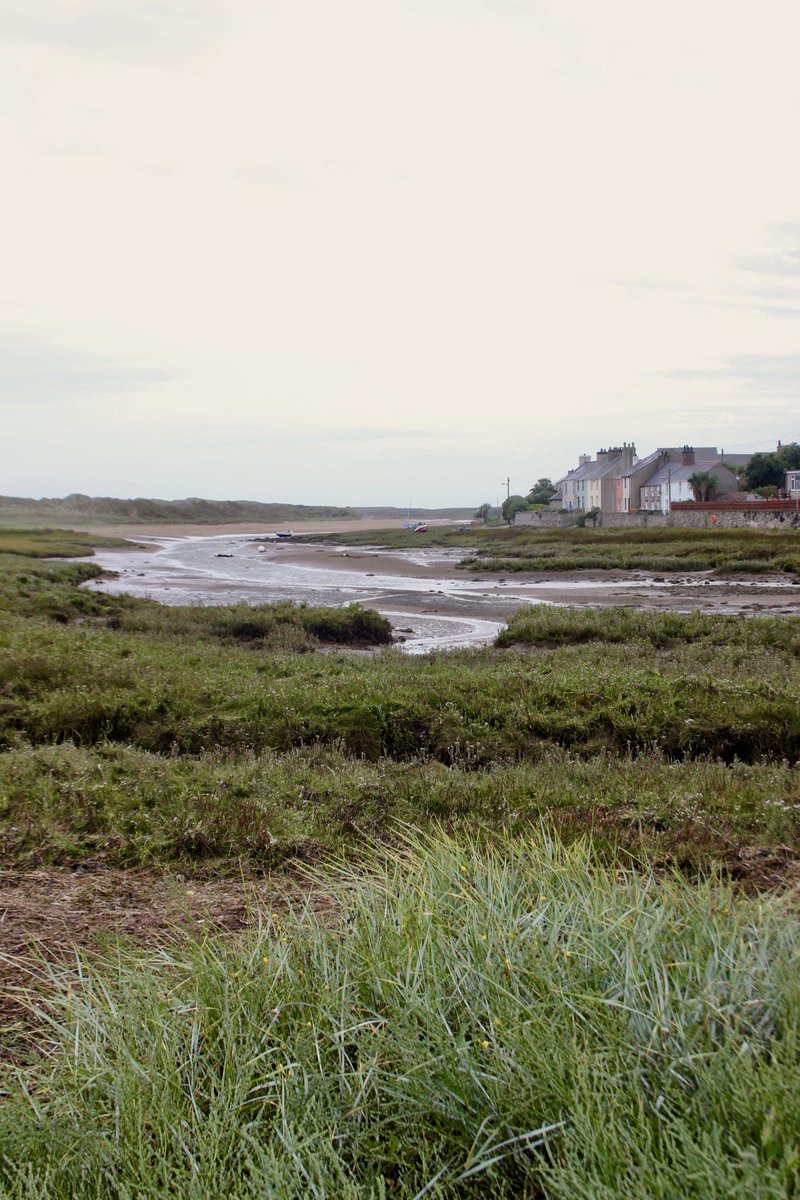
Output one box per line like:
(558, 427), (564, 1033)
(740, 443), (800, 493)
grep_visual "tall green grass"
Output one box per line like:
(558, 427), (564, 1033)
(4, 609), (799, 763)
(1, 831), (797, 1198)
(2, 741), (798, 870)
(318, 524), (800, 575)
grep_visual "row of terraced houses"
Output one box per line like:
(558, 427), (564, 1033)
(550, 443), (755, 515)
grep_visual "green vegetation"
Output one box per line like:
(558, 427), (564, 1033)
(458, 527), (800, 575)
(502, 494), (530, 523)
(2, 528), (799, 1196)
(687, 470), (719, 501)
(0, 525), (128, 558)
(0, 497), (478, 528)
(110, 599), (392, 651)
(0, 495), (356, 526)
(318, 523), (800, 575)
(2, 832), (799, 1198)
(0, 529), (799, 873)
(745, 441), (800, 490)
(527, 477), (555, 505)
(2, 741), (798, 874)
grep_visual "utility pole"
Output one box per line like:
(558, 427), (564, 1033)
(501, 477), (510, 500)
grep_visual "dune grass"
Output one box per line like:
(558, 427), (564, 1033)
(1, 831), (798, 1198)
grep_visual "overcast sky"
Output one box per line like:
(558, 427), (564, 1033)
(2, 0), (799, 506)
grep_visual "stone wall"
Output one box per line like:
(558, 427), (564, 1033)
(514, 511), (577, 528)
(663, 508), (800, 530)
(515, 509), (800, 530)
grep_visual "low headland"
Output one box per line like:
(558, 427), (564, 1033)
(0, 522), (798, 1197)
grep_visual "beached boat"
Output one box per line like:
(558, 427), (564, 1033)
(275, 529), (294, 540)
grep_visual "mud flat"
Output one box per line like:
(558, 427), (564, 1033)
(82, 534), (800, 652)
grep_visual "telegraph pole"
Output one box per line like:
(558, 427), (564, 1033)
(501, 477), (510, 500)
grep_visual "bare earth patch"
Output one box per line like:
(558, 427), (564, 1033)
(0, 865), (330, 1064)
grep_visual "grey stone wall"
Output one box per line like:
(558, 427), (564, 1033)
(513, 511), (577, 528)
(515, 509), (800, 530)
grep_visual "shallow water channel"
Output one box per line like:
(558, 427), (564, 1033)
(84, 535), (799, 653)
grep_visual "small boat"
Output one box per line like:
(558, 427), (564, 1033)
(275, 529), (294, 540)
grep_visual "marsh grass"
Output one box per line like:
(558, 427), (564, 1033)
(1, 550), (799, 871)
(1, 741), (798, 870)
(1, 831), (798, 1198)
(459, 526), (800, 576)
(316, 524), (800, 575)
(110, 600), (393, 649)
(4, 606), (799, 764)
(2, 533), (800, 1196)
(0, 527), (127, 559)
(495, 603), (800, 652)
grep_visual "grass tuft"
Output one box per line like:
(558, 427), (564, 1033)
(1, 830), (798, 1198)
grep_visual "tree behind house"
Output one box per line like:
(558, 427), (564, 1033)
(688, 470), (718, 501)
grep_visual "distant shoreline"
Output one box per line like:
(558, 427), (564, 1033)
(60, 517), (426, 539)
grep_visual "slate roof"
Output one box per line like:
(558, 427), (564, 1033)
(643, 460), (728, 487)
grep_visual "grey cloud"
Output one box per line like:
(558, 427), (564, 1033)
(733, 225), (800, 318)
(738, 225), (800, 278)
(745, 282), (800, 301)
(0, 332), (174, 404)
(737, 252), (800, 277)
(772, 221), (800, 240)
(665, 353), (800, 397)
(756, 305), (800, 320)
(0, 2), (221, 62)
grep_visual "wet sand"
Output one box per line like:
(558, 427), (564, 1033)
(59, 518), (424, 539)
(285, 545), (800, 615)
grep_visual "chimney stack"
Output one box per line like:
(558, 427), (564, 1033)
(681, 445), (695, 466)
(620, 441), (636, 468)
